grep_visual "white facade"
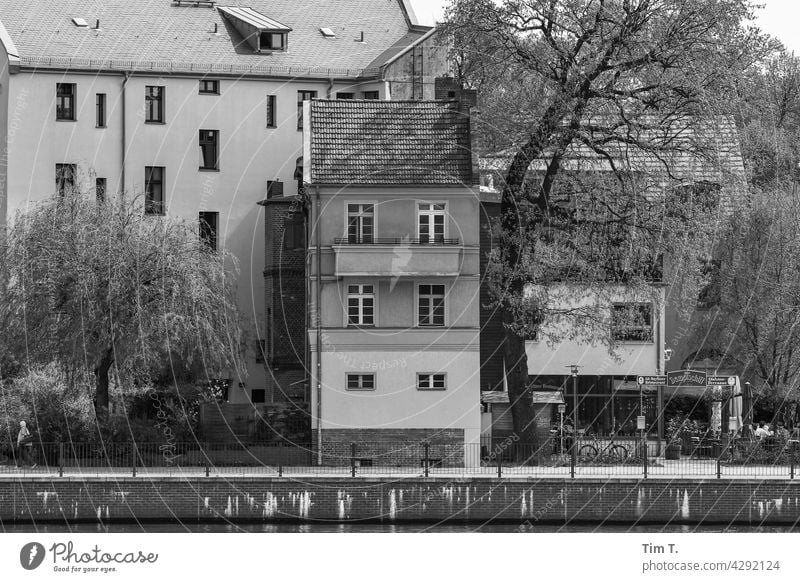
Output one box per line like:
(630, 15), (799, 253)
(0, 2), (446, 404)
(307, 185), (483, 447)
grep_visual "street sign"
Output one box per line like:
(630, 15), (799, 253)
(636, 415), (646, 430)
(637, 375), (667, 385)
(557, 404), (566, 414)
(708, 376), (737, 387)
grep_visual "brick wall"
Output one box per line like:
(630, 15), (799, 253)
(313, 429), (464, 467)
(3, 477), (800, 525)
(262, 195), (307, 404)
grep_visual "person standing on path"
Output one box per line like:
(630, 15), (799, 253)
(16, 421), (35, 469)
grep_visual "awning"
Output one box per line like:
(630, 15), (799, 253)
(481, 391), (565, 405)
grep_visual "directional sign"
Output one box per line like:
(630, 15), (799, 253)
(637, 375), (667, 386)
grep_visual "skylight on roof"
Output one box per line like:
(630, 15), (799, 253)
(72, 17), (89, 27)
(320, 27), (336, 38)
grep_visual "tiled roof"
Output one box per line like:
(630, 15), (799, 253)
(481, 116), (747, 190)
(308, 100), (474, 186)
(0, 0), (428, 78)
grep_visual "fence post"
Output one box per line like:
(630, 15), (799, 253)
(716, 454), (721, 479)
(131, 441), (137, 478)
(423, 442), (430, 478)
(58, 442), (64, 478)
(791, 442), (797, 480)
(350, 443), (357, 478)
(278, 464), (283, 478)
(570, 438), (576, 479)
(497, 449), (502, 479)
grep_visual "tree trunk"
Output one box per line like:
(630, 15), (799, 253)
(94, 348), (114, 419)
(503, 309), (538, 446)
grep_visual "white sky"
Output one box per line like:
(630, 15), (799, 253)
(409, 0), (800, 53)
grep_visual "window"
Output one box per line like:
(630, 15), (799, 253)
(259, 32), (286, 51)
(336, 92), (354, 100)
(418, 203), (446, 243)
(347, 284), (374, 326)
(346, 203), (374, 243)
(145, 86), (164, 123)
(362, 91), (379, 100)
(55, 164), (76, 196)
(144, 166), (165, 215)
(199, 211), (219, 251)
(611, 303), (653, 342)
(418, 284), (445, 327)
(284, 214), (305, 250)
(95, 178), (106, 203)
(251, 389), (266, 404)
(346, 374), (375, 391)
(199, 130), (219, 170)
(96, 93), (106, 127)
(199, 79), (219, 95)
(297, 90), (317, 130)
(266, 95), (277, 128)
(417, 373), (447, 391)
(56, 83), (76, 121)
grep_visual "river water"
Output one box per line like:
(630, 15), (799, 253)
(3, 523), (798, 533)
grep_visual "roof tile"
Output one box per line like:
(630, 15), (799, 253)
(309, 99), (474, 186)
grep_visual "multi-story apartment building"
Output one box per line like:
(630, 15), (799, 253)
(0, 0), (448, 405)
(301, 95), (482, 461)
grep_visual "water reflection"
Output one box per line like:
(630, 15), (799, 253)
(3, 522), (799, 533)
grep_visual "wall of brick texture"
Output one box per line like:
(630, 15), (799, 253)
(312, 429), (465, 467)
(2, 477), (800, 525)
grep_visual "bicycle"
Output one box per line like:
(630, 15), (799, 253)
(577, 432), (629, 461)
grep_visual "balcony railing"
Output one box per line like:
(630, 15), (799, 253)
(334, 237), (460, 245)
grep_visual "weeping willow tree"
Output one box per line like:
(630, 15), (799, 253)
(443, 0), (764, 446)
(3, 190), (246, 421)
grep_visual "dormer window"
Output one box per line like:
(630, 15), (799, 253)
(218, 6), (291, 54)
(259, 32), (286, 51)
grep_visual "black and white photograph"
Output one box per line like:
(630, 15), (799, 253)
(1, 0), (800, 579)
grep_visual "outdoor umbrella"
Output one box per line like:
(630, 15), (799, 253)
(730, 377), (743, 434)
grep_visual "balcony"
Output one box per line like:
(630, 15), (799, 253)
(332, 237), (466, 277)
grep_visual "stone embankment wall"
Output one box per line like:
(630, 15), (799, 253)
(1, 477), (799, 525)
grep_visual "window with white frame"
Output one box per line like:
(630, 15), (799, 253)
(418, 203), (446, 243)
(347, 284), (374, 326)
(347, 203), (374, 243)
(346, 373), (375, 391)
(418, 284), (445, 327)
(417, 373), (446, 390)
(611, 303), (653, 341)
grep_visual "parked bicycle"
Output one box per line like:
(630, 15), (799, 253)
(577, 432), (630, 461)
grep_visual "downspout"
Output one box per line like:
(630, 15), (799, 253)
(315, 184), (323, 465)
(326, 77), (334, 99)
(121, 72), (131, 195)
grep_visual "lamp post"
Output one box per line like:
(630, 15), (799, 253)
(569, 365), (580, 468)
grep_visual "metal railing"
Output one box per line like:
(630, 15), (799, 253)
(1, 439), (797, 479)
(333, 237), (460, 245)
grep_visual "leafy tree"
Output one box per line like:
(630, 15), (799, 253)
(443, 0), (763, 445)
(691, 187), (800, 428)
(2, 190), (245, 421)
